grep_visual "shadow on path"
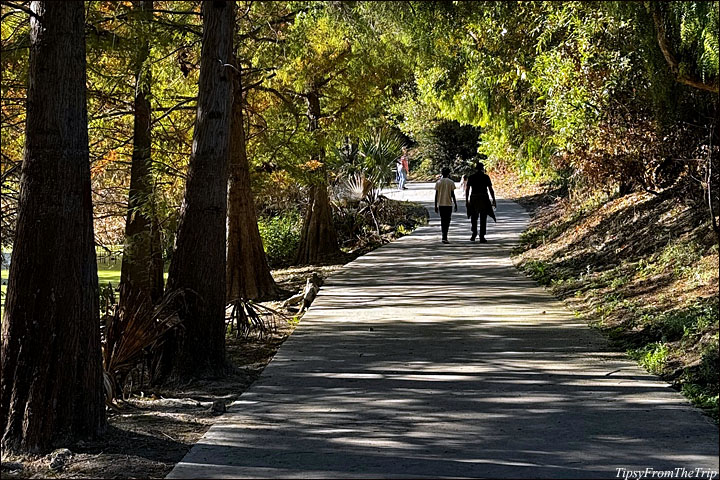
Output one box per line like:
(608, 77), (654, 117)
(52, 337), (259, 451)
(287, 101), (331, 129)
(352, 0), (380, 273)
(168, 183), (718, 479)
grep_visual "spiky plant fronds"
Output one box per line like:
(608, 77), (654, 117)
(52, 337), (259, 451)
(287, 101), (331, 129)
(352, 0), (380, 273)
(102, 287), (186, 404)
(226, 298), (287, 340)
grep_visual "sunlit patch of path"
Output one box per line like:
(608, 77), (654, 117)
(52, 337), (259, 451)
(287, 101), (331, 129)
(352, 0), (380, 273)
(168, 183), (718, 479)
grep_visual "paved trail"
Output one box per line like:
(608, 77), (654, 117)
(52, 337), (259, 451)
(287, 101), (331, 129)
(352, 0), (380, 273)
(169, 183), (718, 479)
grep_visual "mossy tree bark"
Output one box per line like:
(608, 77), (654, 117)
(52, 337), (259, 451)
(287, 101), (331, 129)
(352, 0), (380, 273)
(161, 0), (235, 381)
(226, 57), (278, 300)
(0, 1), (106, 453)
(119, 0), (164, 308)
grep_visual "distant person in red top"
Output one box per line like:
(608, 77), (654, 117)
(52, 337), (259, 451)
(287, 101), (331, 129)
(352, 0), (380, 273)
(435, 167), (458, 244)
(465, 159), (496, 243)
(397, 147), (409, 190)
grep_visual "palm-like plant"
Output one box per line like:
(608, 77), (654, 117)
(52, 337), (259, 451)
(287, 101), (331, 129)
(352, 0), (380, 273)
(331, 128), (405, 234)
(334, 127), (404, 204)
(102, 287), (186, 404)
(358, 127), (404, 194)
(226, 297), (287, 340)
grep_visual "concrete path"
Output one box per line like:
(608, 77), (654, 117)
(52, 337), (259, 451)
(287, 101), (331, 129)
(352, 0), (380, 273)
(168, 183), (718, 479)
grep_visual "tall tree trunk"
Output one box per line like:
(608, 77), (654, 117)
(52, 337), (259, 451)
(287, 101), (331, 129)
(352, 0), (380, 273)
(295, 88), (340, 264)
(0, 1), (105, 453)
(119, 0), (164, 308)
(226, 59), (278, 300)
(162, 0), (235, 381)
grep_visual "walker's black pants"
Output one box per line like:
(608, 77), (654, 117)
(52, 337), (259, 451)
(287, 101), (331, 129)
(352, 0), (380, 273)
(470, 211), (488, 239)
(439, 206), (452, 240)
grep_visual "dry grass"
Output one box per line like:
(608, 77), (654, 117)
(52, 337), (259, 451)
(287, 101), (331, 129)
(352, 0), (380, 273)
(494, 173), (719, 420)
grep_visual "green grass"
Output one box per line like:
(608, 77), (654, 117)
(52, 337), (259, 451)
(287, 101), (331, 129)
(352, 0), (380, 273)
(97, 269), (122, 287)
(521, 259), (552, 285)
(1, 268), (170, 318)
(3, 268), (171, 290)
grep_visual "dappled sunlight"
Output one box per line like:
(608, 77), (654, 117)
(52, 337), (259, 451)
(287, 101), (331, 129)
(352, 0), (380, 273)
(169, 184), (718, 479)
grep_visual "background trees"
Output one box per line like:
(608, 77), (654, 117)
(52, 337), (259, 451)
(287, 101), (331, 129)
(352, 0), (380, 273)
(118, 0), (165, 309)
(397, 1), (717, 202)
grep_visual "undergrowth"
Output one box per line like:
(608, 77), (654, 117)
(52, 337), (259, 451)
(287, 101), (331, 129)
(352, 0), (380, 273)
(511, 184), (719, 420)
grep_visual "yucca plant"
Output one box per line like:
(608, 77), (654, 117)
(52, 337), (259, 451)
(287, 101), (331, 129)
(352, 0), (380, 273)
(332, 128), (405, 233)
(102, 287), (186, 404)
(333, 127), (404, 199)
(357, 127), (404, 195)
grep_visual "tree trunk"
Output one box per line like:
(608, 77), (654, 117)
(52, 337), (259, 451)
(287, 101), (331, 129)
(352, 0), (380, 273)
(295, 88), (340, 264)
(0, 1), (105, 453)
(162, 0), (235, 381)
(119, 0), (164, 308)
(295, 179), (340, 264)
(226, 58), (278, 300)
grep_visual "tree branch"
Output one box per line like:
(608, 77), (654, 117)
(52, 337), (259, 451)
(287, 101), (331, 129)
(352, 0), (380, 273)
(651, 6), (719, 94)
(0, 1), (38, 19)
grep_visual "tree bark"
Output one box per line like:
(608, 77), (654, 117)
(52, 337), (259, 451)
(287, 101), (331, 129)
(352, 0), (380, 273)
(119, 0), (164, 308)
(162, 0), (235, 381)
(0, 1), (105, 453)
(295, 88), (340, 264)
(226, 57), (278, 300)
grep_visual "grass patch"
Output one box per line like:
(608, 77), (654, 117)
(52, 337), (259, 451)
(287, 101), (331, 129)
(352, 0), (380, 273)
(638, 300), (718, 343)
(98, 269), (122, 286)
(520, 260), (552, 286)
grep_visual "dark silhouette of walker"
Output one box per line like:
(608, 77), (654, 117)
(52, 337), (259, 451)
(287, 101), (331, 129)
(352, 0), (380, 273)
(465, 160), (496, 243)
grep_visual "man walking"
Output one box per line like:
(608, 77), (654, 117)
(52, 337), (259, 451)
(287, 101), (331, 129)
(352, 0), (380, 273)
(435, 167), (458, 244)
(465, 160), (496, 243)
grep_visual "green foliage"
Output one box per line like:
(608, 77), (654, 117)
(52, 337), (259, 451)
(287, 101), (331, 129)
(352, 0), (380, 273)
(680, 340), (719, 419)
(522, 260), (552, 286)
(668, 1), (720, 81)
(333, 197), (428, 252)
(356, 128), (404, 189)
(247, 1), (412, 190)
(637, 240), (706, 279)
(681, 382), (719, 419)
(391, 1), (718, 194)
(629, 342), (669, 375)
(638, 300), (719, 343)
(416, 120), (481, 177)
(258, 211), (303, 267)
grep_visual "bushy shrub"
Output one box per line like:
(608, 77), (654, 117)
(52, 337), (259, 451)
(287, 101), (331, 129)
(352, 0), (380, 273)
(413, 120), (481, 177)
(333, 197), (428, 252)
(257, 211), (302, 267)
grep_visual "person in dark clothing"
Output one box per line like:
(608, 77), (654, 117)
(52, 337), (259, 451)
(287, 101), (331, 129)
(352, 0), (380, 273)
(465, 161), (496, 243)
(435, 167), (458, 244)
